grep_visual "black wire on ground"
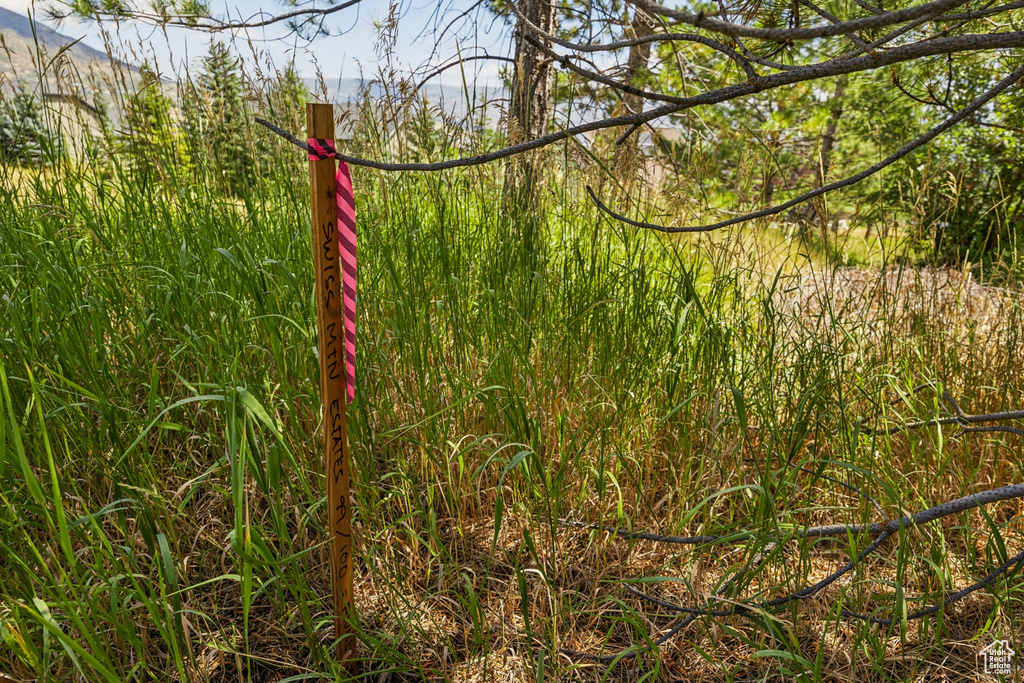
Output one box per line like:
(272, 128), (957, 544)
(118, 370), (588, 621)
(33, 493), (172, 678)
(865, 383), (1024, 436)
(555, 402), (1024, 662)
(560, 480), (1023, 661)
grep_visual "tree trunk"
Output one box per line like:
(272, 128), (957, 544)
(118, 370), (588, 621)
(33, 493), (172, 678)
(798, 73), (848, 233)
(506, 0), (555, 205)
(615, 9), (654, 182)
(816, 74), (848, 188)
(509, 0), (554, 142)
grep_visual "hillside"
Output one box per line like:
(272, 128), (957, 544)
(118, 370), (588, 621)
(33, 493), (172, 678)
(0, 7), (113, 83)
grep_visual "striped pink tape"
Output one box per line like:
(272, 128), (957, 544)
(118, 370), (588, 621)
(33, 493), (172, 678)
(307, 138), (336, 161)
(307, 138), (357, 404)
(336, 161), (357, 404)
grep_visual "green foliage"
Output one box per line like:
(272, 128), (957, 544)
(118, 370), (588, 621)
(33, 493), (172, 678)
(257, 63), (307, 178)
(65, 0), (209, 21)
(264, 63), (306, 134)
(0, 88), (59, 163)
(128, 64), (173, 133)
(636, 39), (1024, 268)
(850, 58), (1024, 267)
(405, 103), (458, 162)
(186, 41), (253, 194)
(922, 124), (1024, 267)
(121, 63), (186, 184)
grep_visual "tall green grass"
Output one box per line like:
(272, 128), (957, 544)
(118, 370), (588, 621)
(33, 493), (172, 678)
(0, 49), (1022, 682)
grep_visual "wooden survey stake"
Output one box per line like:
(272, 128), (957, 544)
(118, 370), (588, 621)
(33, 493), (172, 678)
(307, 102), (356, 665)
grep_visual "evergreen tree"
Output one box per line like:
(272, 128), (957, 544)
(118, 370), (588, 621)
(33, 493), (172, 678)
(257, 64), (307, 180)
(123, 63), (181, 182)
(195, 41), (252, 194)
(265, 64), (306, 134)
(0, 88), (58, 163)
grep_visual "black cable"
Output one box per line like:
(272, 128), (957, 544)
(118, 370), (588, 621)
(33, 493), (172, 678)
(558, 479), (1024, 660)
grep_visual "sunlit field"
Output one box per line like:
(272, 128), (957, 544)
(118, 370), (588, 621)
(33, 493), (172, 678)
(1, 29), (1023, 683)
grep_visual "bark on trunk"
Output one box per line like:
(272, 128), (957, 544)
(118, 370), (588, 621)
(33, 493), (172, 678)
(615, 10), (654, 178)
(509, 0), (554, 142)
(797, 73), (848, 233)
(816, 74), (848, 187)
(506, 0), (555, 205)
(622, 11), (653, 124)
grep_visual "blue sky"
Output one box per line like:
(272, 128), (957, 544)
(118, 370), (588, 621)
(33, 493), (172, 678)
(0, 0), (510, 85)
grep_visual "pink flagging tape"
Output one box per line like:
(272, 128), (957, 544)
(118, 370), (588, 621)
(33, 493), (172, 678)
(307, 138), (337, 161)
(308, 136), (357, 403)
(336, 161), (357, 404)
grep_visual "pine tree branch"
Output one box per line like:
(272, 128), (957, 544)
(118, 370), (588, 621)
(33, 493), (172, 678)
(586, 60), (1024, 233)
(256, 33), (1024, 172)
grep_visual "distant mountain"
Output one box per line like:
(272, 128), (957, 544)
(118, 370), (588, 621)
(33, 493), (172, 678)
(0, 8), (508, 127)
(0, 7), (114, 82)
(305, 77), (505, 120)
